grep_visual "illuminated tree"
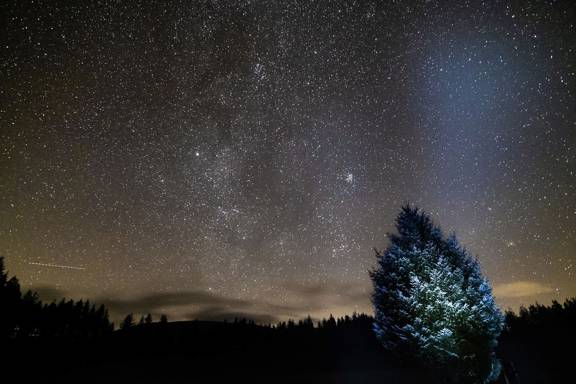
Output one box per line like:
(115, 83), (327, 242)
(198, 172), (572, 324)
(370, 206), (503, 383)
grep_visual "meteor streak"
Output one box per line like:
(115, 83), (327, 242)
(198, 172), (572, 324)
(28, 262), (86, 270)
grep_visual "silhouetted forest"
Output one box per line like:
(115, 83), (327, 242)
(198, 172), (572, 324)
(1, 257), (573, 383)
(0, 257), (113, 339)
(499, 299), (575, 383)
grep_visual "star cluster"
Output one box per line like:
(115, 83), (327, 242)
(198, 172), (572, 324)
(1, 0), (574, 322)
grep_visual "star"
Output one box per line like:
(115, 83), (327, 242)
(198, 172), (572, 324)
(0, 0), (573, 322)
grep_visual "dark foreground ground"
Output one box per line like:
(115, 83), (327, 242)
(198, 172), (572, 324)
(4, 317), (573, 384)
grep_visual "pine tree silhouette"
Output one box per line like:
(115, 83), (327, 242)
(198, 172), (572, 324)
(0, 256), (22, 338)
(120, 313), (135, 330)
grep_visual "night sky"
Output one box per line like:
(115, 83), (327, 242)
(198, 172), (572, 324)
(1, 1), (574, 324)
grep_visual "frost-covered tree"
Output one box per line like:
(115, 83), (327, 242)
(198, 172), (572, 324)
(370, 206), (503, 383)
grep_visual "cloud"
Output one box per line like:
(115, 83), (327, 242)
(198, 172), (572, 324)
(493, 281), (554, 298)
(96, 290), (301, 323)
(283, 281), (371, 307)
(91, 280), (373, 324)
(185, 306), (280, 324)
(28, 285), (67, 303)
(97, 291), (252, 315)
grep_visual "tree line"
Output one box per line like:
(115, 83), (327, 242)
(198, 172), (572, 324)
(504, 298), (576, 335)
(0, 256), (113, 338)
(2, 254), (575, 341)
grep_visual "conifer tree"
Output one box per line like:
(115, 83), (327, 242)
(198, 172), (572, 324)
(370, 206), (503, 383)
(0, 256), (22, 338)
(120, 313), (135, 330)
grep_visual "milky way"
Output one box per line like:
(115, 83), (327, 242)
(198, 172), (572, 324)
(1, 1), (574, 323)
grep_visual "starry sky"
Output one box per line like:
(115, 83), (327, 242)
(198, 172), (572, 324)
(1, 0), (575, 324)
